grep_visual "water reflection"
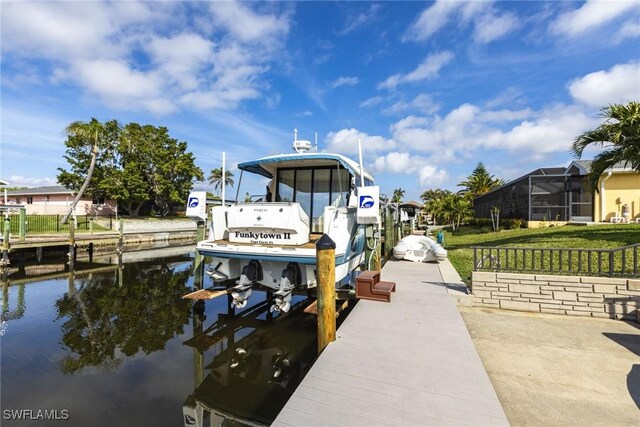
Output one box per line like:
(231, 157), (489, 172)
(183, 295), (316, 426)
(55, 259), (193, 374)
(0, 246), (319, 426)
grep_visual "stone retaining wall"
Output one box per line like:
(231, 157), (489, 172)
(472, 271), (640, 320)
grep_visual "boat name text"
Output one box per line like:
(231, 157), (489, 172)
(234, 232), (291, 240)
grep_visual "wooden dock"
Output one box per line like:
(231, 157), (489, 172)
(273, 259), (509, 426)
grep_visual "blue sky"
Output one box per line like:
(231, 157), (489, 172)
(1, 1), (639, 201)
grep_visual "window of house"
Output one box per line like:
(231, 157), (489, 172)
(26, 197), (33, 205)
(44, 196), (50, 202)
(93, 196), (105, 205)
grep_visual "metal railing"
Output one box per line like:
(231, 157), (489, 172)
(5, 214), (114, 234)
(473, 243), (640, 278)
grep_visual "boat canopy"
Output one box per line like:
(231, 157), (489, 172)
(237, 152), (374, 183)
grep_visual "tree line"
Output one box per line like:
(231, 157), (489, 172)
(57, 118), (204, 220)
(394, 101), (640, 231)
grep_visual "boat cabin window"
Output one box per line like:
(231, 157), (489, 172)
(276, 165), (351, 232)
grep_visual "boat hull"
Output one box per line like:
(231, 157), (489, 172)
(197, 242), (364, 290)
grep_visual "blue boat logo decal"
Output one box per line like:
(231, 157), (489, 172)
(359, 195), (374, 209)
(188, 197), (199, 208)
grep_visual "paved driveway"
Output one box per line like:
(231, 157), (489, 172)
(460, 307), (640, 426)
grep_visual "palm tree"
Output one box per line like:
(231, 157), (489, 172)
(208, 168), (235, 196)
(457, 162), (503, 198)
(61, 119), (111, 224)
(391, 188), (405, 203)
(572, 101), (640, 191)
(420, 188), (445, 204)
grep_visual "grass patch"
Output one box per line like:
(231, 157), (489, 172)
(443, 224), (640, 283)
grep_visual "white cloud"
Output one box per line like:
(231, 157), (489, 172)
(551, 0), (639, 37)
(338, 4), (381, 35)
(478, 108), (533, 122)
(371, 152), (449, 187)
(402, 1), (462, 42)
(473, 10), (519, 43)
(418, 165), (449, 187)
(324, 129), (396, 156)
(485, 87), (526, 109)
(331, 76), (359, 89)
(614, 20), (640, 42)
(208, 1), (290, 44)
(384, 93), (440, 115)
(403, 1), (518, 44)
(485, 105), (596, 156)
(378, 51), (454, 90)
(1, 2), (123, 60)
(390, 103), (596, 160)
(359, 96), (384, 108)
(569, 62), (640, 107)
(147, 33), (214, 90)
(1, 1), (290, 115)
(7, 176), (58, 188)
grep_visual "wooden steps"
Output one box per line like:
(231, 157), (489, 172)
(355, 270), (396, 302)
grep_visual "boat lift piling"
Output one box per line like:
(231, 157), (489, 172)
(316, 234), (336, 354)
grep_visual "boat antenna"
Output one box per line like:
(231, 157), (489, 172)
(294, 128), (298, 142)
(221, 151), (226, 206)
(315, 132), (318, 151)
(357, 138), (365, 187)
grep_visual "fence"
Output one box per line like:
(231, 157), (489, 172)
(5, 214), (114, 235)
(473, 243), (640, 278)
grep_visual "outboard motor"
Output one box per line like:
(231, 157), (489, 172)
(232, 260), (262, 308)
(271, 262), (301, 314)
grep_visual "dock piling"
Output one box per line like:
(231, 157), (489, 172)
(316, 233), (336, 353)
(19, 208), (26, 241)
(1, 216), (10, 267)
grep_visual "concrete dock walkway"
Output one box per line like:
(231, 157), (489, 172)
(273, 259), (508, 426)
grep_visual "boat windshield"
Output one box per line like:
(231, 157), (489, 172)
(276, 165), (351, 232)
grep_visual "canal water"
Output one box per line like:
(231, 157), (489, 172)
(1, 247), (318, 426)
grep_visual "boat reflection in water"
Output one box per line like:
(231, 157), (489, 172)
(183, 292), (317, 427)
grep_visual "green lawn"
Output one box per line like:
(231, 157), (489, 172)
(443, 224), (640, 283)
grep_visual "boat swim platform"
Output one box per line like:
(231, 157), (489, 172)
(272, 259), (508, 426)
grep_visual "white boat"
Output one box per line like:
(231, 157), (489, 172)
(393, 235), (447, 263)
(188, 134), (379, 313)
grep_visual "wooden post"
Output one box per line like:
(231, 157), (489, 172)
(118, 219), (124, 247)
(118, 219), (124, 268)
(2, 216), (11, 266)
(316, 233), (336, 354)
(194, 221), (206, 290)
(374, 227), (382, 271)
(89, 218), (93, 235)
(19, 208), (26, 241)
